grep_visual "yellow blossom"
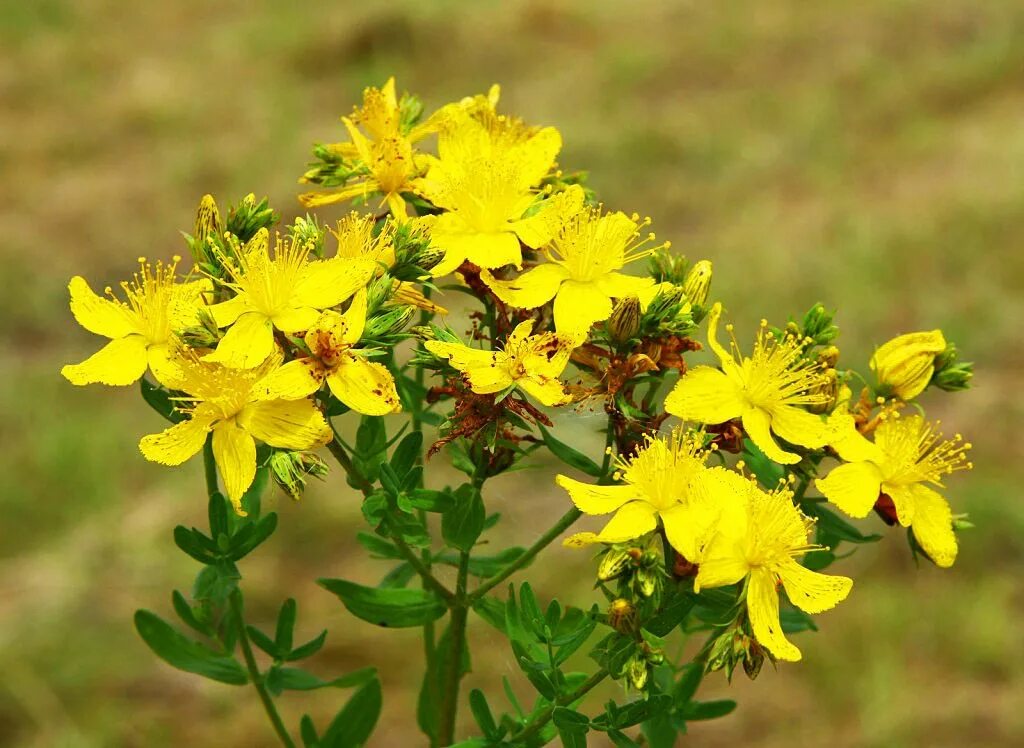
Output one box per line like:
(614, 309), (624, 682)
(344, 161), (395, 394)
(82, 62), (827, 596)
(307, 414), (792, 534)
(331, 212), (398, 272)
(139, 353), (332, 513)
(559, 429), (745, 562)
(815, 410), (971, 567)
(695, 482), (853, 662)
(870, 330), (946, 400)
(481, 205), (661, 335)
(203, 228), (372, 369)
(257, 289), (401, 416)
(425, 320), (578, 406)
(414, 116), (567, 277)
(62, 257), (210, 387)
(665, 303), (831, 465)
(299, 78), (435, 217)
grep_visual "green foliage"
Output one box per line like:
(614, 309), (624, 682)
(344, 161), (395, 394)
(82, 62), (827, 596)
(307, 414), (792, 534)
(318, 579), (446, 628)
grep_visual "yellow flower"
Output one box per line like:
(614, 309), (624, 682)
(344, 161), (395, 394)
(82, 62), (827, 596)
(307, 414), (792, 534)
(695, 482), (853, 662)
(414, 117), (567, 277)
(257, 289), (401, 416)
(481, 205), (660, 335)
(815, 410), (972, 567)
(425, 320), (577, 406)
(139, 353), (332, 513)
(559, 429), (745, 562)
(62, 257), (210, 387)
(204, 228), (372, 369)
(870, 330), (946, 400)
(331, 212), (398, 272)
(299, 78), (436, 217)
(664, 303), (831, 465)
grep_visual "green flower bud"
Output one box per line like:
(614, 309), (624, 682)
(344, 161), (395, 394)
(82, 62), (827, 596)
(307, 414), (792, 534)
(682, 260), (712, 307)
(802, 303), (839, 346)
(180, 308), (221, 349)
(931, 342), (973, 392)
(626, 653), (649, 690)
(364, 306), (415, 340)
(608, 296), (641, 343)
(270, 450), (329, 501)
(598, 546), (634, 581)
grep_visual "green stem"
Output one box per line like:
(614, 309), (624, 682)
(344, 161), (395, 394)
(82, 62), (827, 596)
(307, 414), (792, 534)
(513, 669), (609, 743)
(230, 591), (297, 748)
(437, 551), (471, 746)
(326, 436), (373, 495)
(202, 437), (219, 497)
(392, 534), (456, 605)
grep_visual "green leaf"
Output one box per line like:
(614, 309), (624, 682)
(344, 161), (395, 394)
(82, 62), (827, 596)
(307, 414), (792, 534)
(406, 488), (455, 513)
(554, 707), (590, 748)
(318, 579), (446, 628)
(442, 486), (485, 552)
(471, 597), (507, 634)
(274, 598), (297, 653)
(779, 606), (819, 634)
(265, 665), (377, 697)
(134, 610), (248, 685)
(173, 526), (217, 564)
(355, 416), (387, 483)
(246, 625), (281, 658)
(680, 699), (736, 721)
(193, 563), (240, 605)
(227, 512), (278, 560)
(140, 378), (185, 423)
(539, 426), (602, 477)
(171, 590), (210, 635)
(592, 694), (672, 730)
(468, 688), (499, 739)
(320, 677), (383, 748)
(287, 630), (328, 661)
(355, 532), (402, 559)
(644, 589), (696, 636)
(208, 491), (230, 540)
(436, 547), (526, 577)
(300, 715), (320, 747)
(673, 662), (704, 704)
(806, 503), (882, 544)
(390, 431), (422, 478)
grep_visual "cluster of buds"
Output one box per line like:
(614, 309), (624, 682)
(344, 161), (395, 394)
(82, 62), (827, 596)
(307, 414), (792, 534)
(597, 542), (666, 609)
(705, 622), (765, 681)
(269, 451), (330, 501)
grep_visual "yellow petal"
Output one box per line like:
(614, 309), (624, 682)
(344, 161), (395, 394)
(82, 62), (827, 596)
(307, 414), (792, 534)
(203, 312), (275, 369)
(705, 303), (743, 379)
(556, 476), (636, 515)
(742, 407), (800, 465)
(240, 399), (332, 450)
(515, 126), (562, 187)
(698, 467), (751, 538)
(827, 413), (882, 463)
(425, 340), (497, 372)
(481, 264), (568, 309)
(464, 361), (514, 394)
(213, 421), (257, 512)
(341, 288), (368, 344)
(596, 501), (658, 543)
(294, 257), (371, 309)
(747, 568), (802, 662)
(509, 185), (585, 248)
(62, 334), (149, 386)
(207, 295), (251, 328)
(462, 231), (524, 271)
(906, 483), (958, 568)
(777, 560), (852, 614)
(563, 531), (601, 548)
(692, 534), (748, 592)
(815, 461), (882, 518)
(326, 357), (402, 416)
(661, 501), (718, 563)
(259, 359), (325, 400)
(272, 306), (321, 334)
(594, 272), (655, 299)
(147, 342), (182, 388)
(517, 376), (571, 407)
(769, 405), (831, 450)
(68, 276), (136, 338)
(664, 366), (744, 424)
(886, 483), (917, 527)
(139, 413), (213, 466)
(552, 281), (612, 334)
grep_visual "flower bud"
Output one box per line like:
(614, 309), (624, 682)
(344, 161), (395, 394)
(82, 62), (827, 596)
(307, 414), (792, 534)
(636, 566), (661, 599)
(817, 345), (840, 369)
(870, 330), (946, 400)
(931, 342), (973, 392)
(802, 303), (839, 346)
(626, 653), (649, 690)
(194, 195), (221, 246)
(807, 367), (838, 414)
(607, 598), (636, 634)
(180, 308), (221, 349)
(597, 546), (633, 581)
(743, 640), (765, 680)
(270, 450), (329, 501)
(363, 306), (416, 340)
(608, 296), (641, 343)
(682, 260), (712, 307)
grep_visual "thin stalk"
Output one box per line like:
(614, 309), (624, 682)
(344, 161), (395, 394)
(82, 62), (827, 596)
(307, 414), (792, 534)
(229, 591), (297, 748)
(326, 436), (373, 495)
(513, 669), (609, 743)
(202, 437), (219, 497)
(437, 551), (471, 746)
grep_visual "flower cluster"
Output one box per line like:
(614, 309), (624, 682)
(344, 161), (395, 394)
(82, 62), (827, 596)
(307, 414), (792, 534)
(63, 78), (977, 746)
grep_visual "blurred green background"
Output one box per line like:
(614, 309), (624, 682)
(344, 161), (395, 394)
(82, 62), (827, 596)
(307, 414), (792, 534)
(3, 0), (1023, 745)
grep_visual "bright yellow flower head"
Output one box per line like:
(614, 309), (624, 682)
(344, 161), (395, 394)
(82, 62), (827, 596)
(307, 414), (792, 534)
(695, 481), (853, 662)
(482, 205), (661, 335)
(257, 289), (401, 416)
(414, 117), (566, 277)
(870, 330), (946, 400)
(815, 410), (972, 567)
(204, 228), (372, 369)
(331, 212), (398, 272)
(139, 352), (332, 513)
(560, 429), (745, 562)
(665, 303), (832, 465)
(299, 78), (435, 217)
(425, 320), (578, 407)
(62, 257), (210, 388)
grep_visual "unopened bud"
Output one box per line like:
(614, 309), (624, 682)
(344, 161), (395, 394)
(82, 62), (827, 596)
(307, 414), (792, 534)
(931, 342), (973, 392)
(607, 598), (636, 634)
(598, 547), (633, 581)
(608, 296), (641, 343)
(807, 368), (839, 414)
(743, 640), (765, 680)
(626, 653), (649, 690)
(870, 330), (946, 400)
(682, 259), (712, 307)
(636, 567), (660, 599)
(817, 345), (840, 369)
(802, 303), (839, 345)
(194, 195), (222, 245)
(363, 306), (415, 340)
(270, 450), (329, 501)
(180, 308), (221, 349)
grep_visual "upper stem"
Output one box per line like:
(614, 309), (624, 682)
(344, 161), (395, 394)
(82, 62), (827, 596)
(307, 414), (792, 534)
(512, 669), (609, 743)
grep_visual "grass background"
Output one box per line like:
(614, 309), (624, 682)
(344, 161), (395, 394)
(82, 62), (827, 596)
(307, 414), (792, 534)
(2, 0), (1023, 745)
